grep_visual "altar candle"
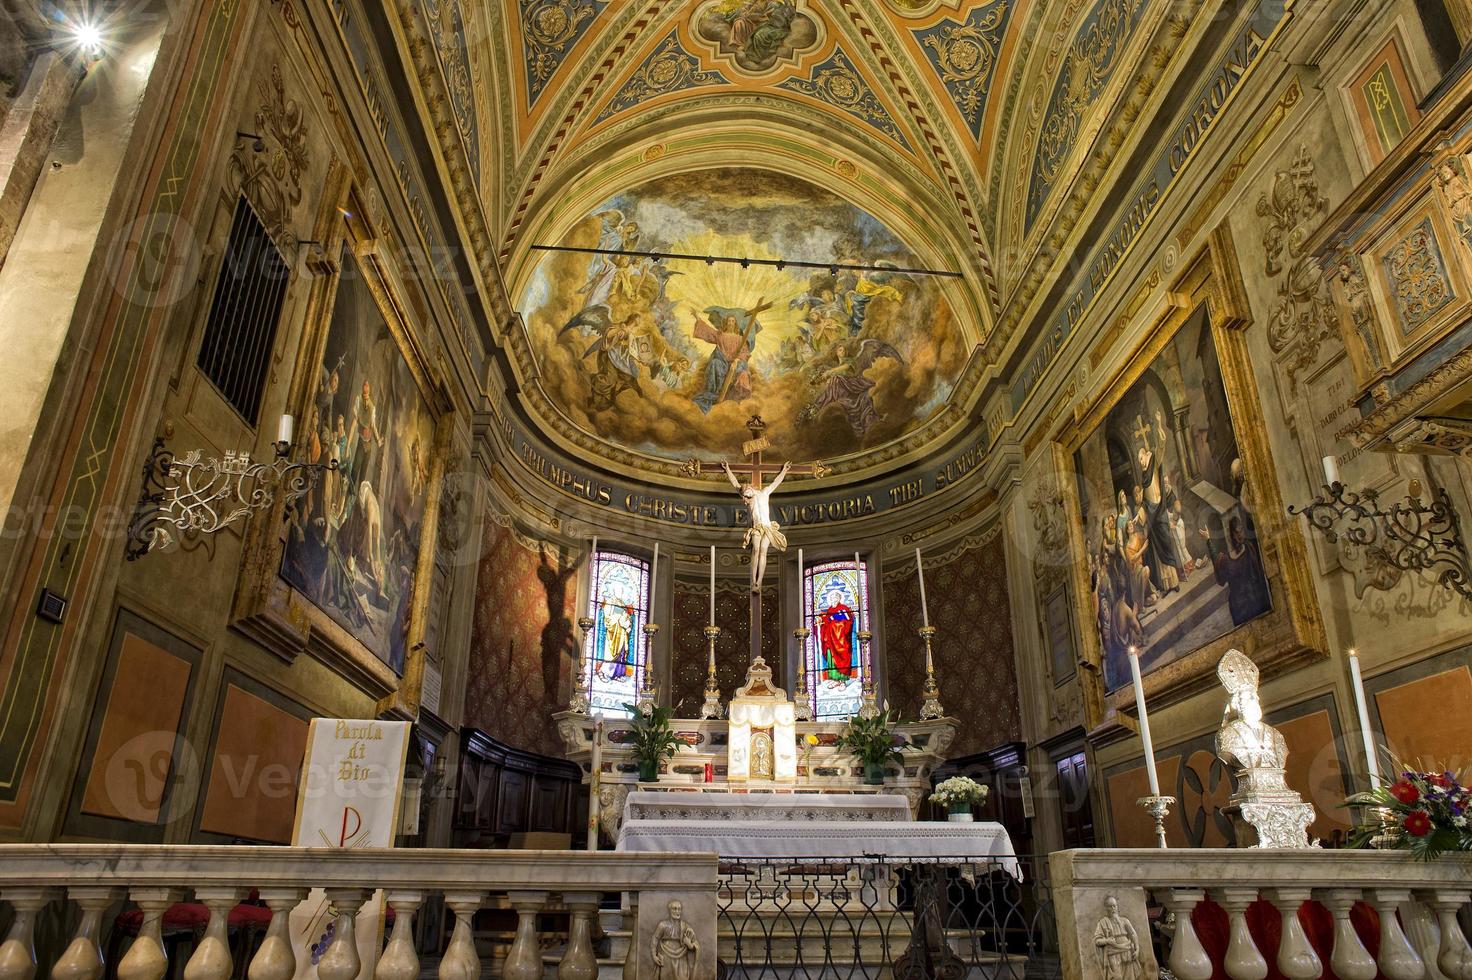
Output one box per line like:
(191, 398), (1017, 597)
(1348, 647), (1380, 785)
(648, 542), (659, 617)
(277, 414), (294, 447)
(709, 545), (716, 626)
(854, 551), (864, 630)
(1127, 646), (1162, 796)
(797, 547), (804, 585)
(1322, 455), (1341, 486)
(586, 720), (603, 852)
(915, 548), (930, 628)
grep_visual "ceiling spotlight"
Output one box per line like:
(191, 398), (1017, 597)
(70, 21), (105, 58)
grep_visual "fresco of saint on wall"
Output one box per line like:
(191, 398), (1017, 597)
(282, 250), (436, 674)
(518, 168), (966, 464)
(1073, 308), (1271, 693)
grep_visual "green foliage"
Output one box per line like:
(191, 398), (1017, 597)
(624, 703), (686, 769)
(834, 709), (909, 770)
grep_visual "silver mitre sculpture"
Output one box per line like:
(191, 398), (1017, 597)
(1214, 649), (1318, 848)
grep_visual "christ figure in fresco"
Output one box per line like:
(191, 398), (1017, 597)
(817, 588), (857, 685)
(689, 301), (770, 413)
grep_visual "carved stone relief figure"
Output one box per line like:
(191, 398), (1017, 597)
(1335, 254), (1384, 371)
(1256, 145), (1336, 388)
(651, 900), (699, 980)
(1433, 156), (1472, 253)
(1091, 896), (1142, 980)
(228, 63), (309, 248)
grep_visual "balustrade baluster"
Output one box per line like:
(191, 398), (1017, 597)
(183, 888), (244, 980)
(53, 887), (122, 980)
(1318, 890), (1378, 980)
(117, 889), (182, 980)
(0, 888), (53, 980)
(1159, 889), (1213, 980)
(1213, 888), (1269, 980)
(249, 888), (307, 980)
(622, 896), (638, 980)
(1266, 889), (1322, 979)
(1426, 890), (1472, 980)
(1373, 889), (1428, 980)
(318, 889), (370, 980)
(504, 891), (549, 980)
(376, 891), (424, 980)
(559, 893), (601, 980)
(440, 892), (485, 980)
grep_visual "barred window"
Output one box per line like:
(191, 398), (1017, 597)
(195, 197), (291, 423)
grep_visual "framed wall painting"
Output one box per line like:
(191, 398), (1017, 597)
(1057, 228), (1327, 724)
(233, 183), (452, 717)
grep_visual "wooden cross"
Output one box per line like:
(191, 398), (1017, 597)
(681, 415), (828, 486)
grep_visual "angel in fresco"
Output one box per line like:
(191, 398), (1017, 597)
(797, 337), (904, 437)
(577, 209), (640, 312)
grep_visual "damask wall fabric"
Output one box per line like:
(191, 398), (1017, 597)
(466, 519), (579, 757)
(670, 579), (778, 714)
(884, 534), (1021, 758)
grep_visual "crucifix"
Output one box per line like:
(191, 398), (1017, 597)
(683, 415), (826, 663)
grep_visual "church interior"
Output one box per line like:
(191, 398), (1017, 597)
(2, 0), (1472, 977)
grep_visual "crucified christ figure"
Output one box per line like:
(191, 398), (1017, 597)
(723, 459), (791, 591)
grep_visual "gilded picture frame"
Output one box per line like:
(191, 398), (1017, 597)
(1056, 227), (1327, 726)
(232, 180), (453, 719)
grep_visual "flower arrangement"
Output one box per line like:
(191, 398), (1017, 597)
(802, 732), (820, 771)
(930, 776), (989, 811)
(1347, 765), (1472, 860)
(835, 709), (909, 784)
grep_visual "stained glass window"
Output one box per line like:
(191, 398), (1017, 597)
(802, 558), (870, 720)
(583, 551), (652, 717)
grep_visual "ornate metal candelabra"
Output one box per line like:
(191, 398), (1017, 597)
(700, 625), (723, 719)
(637, 623), (660, 714)
(570, 616), (595, 714)
(917, 625), (946, 720)
(791, 625), (813, 721)
(1137, 795), (1176, 849)
(857, 629), (880, 719)
(1288, 478), (1471, 597)
(126, 435), (336, 560)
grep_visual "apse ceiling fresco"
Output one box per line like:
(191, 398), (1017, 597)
(518, 168), (966, 464)
(403, 0), (1231, 477)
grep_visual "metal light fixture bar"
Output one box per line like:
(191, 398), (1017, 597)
(126, 435), (336, 561)
(1287, 477), (1472, 597)
(529, 244), (964, 279)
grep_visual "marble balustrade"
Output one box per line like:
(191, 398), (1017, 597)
(1050, 848), (1472, 980)
(0, 845), (719, 980)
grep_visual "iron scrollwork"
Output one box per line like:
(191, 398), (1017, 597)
(126, 437), (336, 560)
(1287, 479), (1472, 598)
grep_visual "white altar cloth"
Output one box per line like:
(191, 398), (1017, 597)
(621, 791), (913, 824)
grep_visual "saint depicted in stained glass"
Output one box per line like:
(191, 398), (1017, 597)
(802, 560), (868, 719)
(585, 551), (650, 715)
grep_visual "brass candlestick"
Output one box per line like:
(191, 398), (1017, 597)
(918, 625), (945, 720)
(792, 625), (813, 721)
(857, 629), (879, 719)
(700, 625), (724, 719)
(571, 616), (594, 714)
(636, 623), (659, 713)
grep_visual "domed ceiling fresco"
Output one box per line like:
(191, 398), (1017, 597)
(517, 167), (968, 465)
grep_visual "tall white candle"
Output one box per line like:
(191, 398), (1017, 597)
(709, 545), (716, 626)
(586, 720), (603, 851)
(915, 548), (930, 628)
(277, 414), (294, 446)
(854, 551), (865, 630)
(648, 542), (659, 617)
(1322, 455), (1341, 486)
(1347, 648), (1380, 785)
(1127, 647), (1162, 796)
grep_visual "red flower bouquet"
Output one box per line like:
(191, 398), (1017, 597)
(1348, 766), (1472, 860)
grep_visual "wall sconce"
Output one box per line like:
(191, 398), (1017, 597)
(125, 415), (337, 560)
(1288, 455), (1472, 598)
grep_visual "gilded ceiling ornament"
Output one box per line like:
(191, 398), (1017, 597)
(1256, 144), (1335, 388)
(422, 0), (480, 177)
(776, 50), (910, 150)
(521, 0), (605, 104)
(690, 0), (823, 77)
(1025, 0), (1144, 228)
(598, 32), (731, 122)
(229, 64), (308, 248)
(914, 1), (1010, 139)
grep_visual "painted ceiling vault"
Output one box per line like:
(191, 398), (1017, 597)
(402, 0), (1242, 480)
